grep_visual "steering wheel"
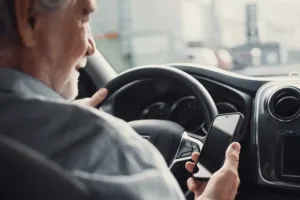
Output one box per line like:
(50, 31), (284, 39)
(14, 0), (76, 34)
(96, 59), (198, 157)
(100, 65), (218, 169)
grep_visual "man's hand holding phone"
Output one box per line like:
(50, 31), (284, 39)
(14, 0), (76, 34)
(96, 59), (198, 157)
(185, 142), (241, 200)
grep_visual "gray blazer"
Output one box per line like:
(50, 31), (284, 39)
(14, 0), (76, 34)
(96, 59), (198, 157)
(0, 68), (185, 200)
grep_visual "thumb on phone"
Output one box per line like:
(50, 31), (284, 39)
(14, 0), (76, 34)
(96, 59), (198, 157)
(221, 142), (241, 173)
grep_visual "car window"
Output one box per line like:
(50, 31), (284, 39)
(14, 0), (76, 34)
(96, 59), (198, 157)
(90, 0), (300, 76)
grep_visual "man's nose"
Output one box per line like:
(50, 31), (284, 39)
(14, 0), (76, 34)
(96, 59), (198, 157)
(86, 25), (96, 56)
(86, 36), (96, 56)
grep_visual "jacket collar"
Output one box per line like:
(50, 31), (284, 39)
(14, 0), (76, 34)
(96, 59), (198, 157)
(0, 68), (64, 101)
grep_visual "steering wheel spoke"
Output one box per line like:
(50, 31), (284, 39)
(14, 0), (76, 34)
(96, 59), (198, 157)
(193, 121), (208, 136)
(169, 132), (203, 171)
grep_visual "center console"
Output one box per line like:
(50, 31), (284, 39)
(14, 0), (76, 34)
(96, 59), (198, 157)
(253, 82), (300, 189)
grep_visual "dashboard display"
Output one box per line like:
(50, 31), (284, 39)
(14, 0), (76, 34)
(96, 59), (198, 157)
(140, 102), (171, 119)
(140, 97), (239, 135)
(170, 96), (204, 131)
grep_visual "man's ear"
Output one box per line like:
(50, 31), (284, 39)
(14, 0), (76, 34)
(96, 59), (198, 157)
(13, 0), (39, 47)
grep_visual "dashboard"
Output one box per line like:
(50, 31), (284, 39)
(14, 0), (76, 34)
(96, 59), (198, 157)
(254, 82), (300, 190)
(140, 96), (239, 135)
(83, 63), (300, 199)
(102, 77), (252, 139)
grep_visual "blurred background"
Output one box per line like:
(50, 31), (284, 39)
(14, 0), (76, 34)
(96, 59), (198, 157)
(90, 0), (300, 76)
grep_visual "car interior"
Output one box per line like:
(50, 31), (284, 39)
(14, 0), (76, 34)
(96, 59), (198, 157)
(3, 50), (300, 200)
(2, 0), (300, 200)
(79, 53), (300, 200)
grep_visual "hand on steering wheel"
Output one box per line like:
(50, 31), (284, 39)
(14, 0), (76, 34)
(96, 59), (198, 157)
(185, 142), (241, 200)
(73, 88), (108, 107)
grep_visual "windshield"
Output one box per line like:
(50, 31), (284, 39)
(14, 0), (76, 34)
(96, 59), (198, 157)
(90, 0), (300, 77)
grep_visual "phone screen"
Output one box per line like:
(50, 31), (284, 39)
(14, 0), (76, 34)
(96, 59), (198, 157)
(193, 113), (243, 180)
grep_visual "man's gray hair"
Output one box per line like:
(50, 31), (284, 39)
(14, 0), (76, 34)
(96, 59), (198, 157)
(0, 0), (66, 35)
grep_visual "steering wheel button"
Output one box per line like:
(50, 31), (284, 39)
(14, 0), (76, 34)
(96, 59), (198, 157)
(177, 146), (192, 156)
(183, 140), (193, 148)
(191, 142), (200, 152)
(192, 146), (200, 153)
(180, 152), (192, 158)
(175, 140), (194, 159)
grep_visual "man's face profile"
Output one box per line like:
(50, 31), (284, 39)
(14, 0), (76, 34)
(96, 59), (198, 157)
(10, 0), (96, 100)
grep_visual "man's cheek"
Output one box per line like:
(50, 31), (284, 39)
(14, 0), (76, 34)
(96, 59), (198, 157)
(69, 34), (87, 58)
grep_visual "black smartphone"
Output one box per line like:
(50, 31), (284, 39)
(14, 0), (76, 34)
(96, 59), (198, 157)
(193, 112), (244, 181)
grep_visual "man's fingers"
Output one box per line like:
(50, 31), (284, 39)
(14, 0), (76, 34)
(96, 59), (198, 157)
(88, 88), (108, 107)
(185, 161), (196, 173)
(185, 152), (199, 172)
(72, 88), (108, 107)
(187, 177), (197, 192)
(187, 177), (204, 192)
(191, 152), (200, 162)
(221, 142), (241, 172)
(187, 177), (207, 197)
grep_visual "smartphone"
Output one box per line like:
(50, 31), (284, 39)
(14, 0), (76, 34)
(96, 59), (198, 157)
(193, 112), (244, 181)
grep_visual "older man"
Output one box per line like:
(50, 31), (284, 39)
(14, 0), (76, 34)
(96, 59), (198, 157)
(0, 0), (240, 200)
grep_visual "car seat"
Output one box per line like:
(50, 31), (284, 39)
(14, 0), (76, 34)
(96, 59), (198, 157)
(0, 135), (93, 200)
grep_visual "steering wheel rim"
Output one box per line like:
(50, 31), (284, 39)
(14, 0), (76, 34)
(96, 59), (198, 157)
(100, 65), (218, 125)
(100, 65), (218, 153)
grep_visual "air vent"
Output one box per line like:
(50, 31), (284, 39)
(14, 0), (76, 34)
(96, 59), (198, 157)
(268, 87), (300, 122)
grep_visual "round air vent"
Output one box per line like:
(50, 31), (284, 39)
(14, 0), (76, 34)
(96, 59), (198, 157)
(268, 86), (300, 122)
